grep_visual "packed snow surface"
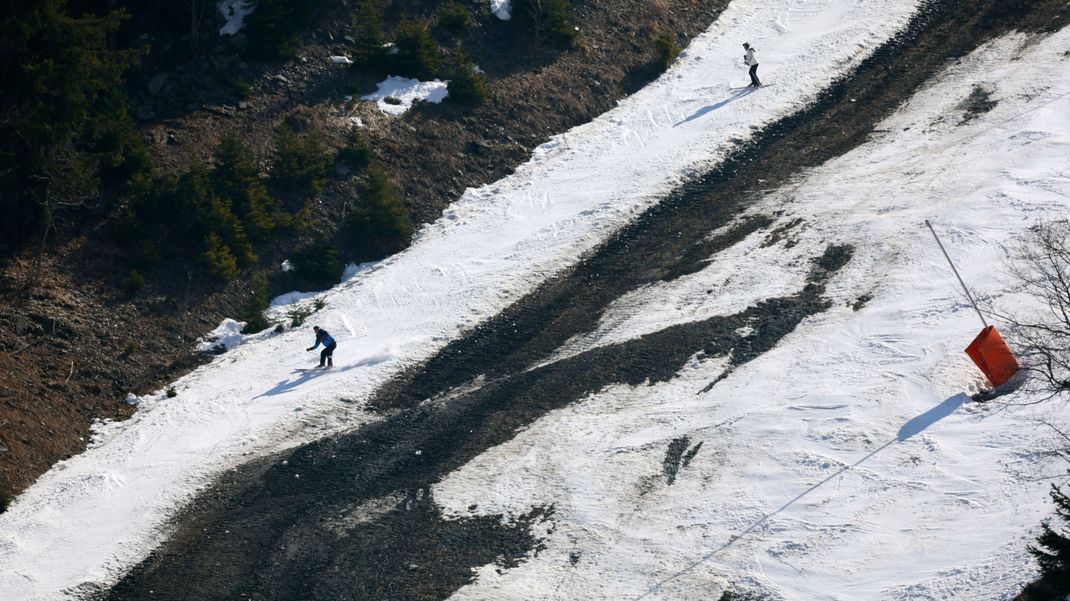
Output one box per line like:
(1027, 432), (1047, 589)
(24, 0), (1070, 598)
(362, 76), (449, 115)
(217, 0), (253, 36)
(437, 30), (1070, 600)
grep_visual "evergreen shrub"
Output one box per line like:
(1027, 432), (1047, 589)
(654, 34), (680, 71)
(344, 166), (414, 260)
(244, 0), (323, 60)
(203, 232), (240, 282)
(239, 273), (272, 334)
(121, 270), (146, 296)
(513, 0), (576, 48)
(291, 232), (342, 290)
(270, 127), (332, 195)
(447, 55), (489, 106)
(437, 1), (472, 34)
(393, 20), (441, 80)
(337, 129), (373, 171)
(350, 1), (390, 74)
(1025, 484), (1070, 598)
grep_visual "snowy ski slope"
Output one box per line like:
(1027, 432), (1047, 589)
(10, 0), (1070, 598)
(436, 29), (1070, 600)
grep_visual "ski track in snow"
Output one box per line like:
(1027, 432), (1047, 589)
(6, 0), (1018, 598)
(434, 31), (1070, 600)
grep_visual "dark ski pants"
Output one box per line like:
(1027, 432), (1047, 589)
(749, 64), (761, 87)
(319, 342), (337, 367)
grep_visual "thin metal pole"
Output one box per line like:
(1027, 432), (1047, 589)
(925, 219), (987, 328)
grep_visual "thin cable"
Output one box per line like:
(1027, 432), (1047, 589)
(925, 219), (988, 327)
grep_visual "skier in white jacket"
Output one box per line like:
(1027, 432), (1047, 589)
(743, 43), (761, 87)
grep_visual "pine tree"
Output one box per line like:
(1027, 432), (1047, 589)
(654, 34), (681, 72)
(1, 0), (146, 261)
(243, 0), (323, 60)
(202, 232), (239, 282)
(1028, 484), (1070, 597)
(345, 165), (414, 260)
(393, 20), (440, 80)
(270, 127), (331, 195)
(512, 0), (577, 48)
(337, 129), (373, 171)
(291, 232), (342, 290)
(446, 52), (490, 107)
(437, 1), (472, 35)
(212, 135), (258, 199)
(239, 273), (271, 333)
(240, 184), (284, 241)
(351, 1), (388, 74)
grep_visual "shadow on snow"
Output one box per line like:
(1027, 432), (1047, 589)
(637, 392), (972, 599)
(675, 87), (758, 127)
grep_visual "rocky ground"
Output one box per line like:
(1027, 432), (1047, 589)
(0, 0), (730, 502)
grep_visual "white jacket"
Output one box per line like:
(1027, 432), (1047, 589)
(744, 48), (758, 66)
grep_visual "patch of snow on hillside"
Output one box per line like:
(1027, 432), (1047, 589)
(490, 0), (511, 20)
(218, 0), (254, 36)
(362, 76), (448, 115)
(270, 290), (321, 307)
(196, 318), (245, 353)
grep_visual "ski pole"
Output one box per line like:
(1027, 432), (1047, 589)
(924, 219), (987, 328)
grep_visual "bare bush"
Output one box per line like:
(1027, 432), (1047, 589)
(991, 221), (1070, 598)
(994, 220), (1070, 404)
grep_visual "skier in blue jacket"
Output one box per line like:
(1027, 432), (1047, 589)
(306, 325), (336, 368)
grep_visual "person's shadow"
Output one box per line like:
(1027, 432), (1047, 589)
(253, 368), (332, 399)
(253, 352), (392, 400)
(675, 87), (758, 127)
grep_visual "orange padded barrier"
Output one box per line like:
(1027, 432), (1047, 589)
(965, 325), (1019, 387)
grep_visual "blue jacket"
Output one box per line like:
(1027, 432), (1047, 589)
(310, 329), (335, 349)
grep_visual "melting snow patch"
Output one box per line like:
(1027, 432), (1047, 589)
(196, 318), (245, 353)
(330, 55), (354, 65)
(123, 393), (140, 406)
(270, 290), (321, 307)
(217, 0), (254, 36)
(490, 0), (511, 20)
(280, 259), (294, 272)
(342, 261), (379, 281)
(362, 76), (448, 115)
(735, 325), (755, 337)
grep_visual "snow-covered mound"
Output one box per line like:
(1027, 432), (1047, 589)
(437, 30), (1070, 600)
(362, 76), (449, 115)
(195, 318), (246, 353)
(490, 0), (511, 21)
(0, 0), (931, 597)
